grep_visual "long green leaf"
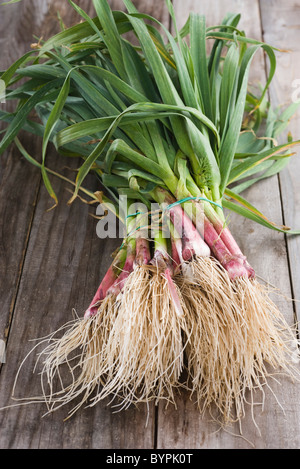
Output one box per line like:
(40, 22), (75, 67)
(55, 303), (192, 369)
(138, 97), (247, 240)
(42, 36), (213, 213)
(0, 78), (63, 154)
(92, 0), (128, 81)
(42, 74), (71, 164)
(1, 50), (36, 86)
(55, 102), (220, 154)
(104, 139), (167, 179)
(228, 140), (300, 184)
(219, 42), (239, 135)
(16, 64), (66, 80)
(231, 157), (291, 193)
(39, 17), (101, 53)
(77, 65), (148, 104)
(190, 13), (213, 120)
(219, 43), (277, 194)
(121, 40), (159, 101)
(223, 189), (300, 234)
(273, 101), (300, 138)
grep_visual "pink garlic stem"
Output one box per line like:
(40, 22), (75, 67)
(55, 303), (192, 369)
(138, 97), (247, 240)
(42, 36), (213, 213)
(203, 216), (251, 280)
(171, 236), (182, 273)
(106, 241), (136, 296)
(164, 267), (184, 317)
(84, 244), (128, 318)
(135, 237), (151, 267)
(151, 247), (184, 317)
(218, 226), (255, 277)
(204, 206), (255, 278)
(84, 265), (118, 318)
(168, 204), (210, 260)
(153, 187), (210, 260)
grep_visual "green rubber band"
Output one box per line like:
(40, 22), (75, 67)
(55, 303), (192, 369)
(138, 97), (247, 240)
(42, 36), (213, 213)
(126, 211), (144, 219)
(165, 196), (223, 211)
(125, 196), (223, 220)
(119, 196), (223, 250)
(119, 224), (150, 250)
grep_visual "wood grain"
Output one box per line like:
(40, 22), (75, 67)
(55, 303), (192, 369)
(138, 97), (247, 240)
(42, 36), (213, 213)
(0, 151), (154, 449)
(0, 0), (299, 450)
(0, 134), (40, 349)
(0, 0), (169, 449)
(259, 0), (300, 322)
(158, 0), (300, 449)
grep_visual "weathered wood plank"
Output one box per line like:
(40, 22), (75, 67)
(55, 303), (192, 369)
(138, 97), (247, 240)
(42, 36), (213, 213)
(0, 1), (44, 369)
(0, 151), (154, 449)
(2, 0), (299, 451)
(0, 134), (41, 348)
(0, 0), (170, 449)
(156, 0), (300, 449)
(259, 0), (300, 321)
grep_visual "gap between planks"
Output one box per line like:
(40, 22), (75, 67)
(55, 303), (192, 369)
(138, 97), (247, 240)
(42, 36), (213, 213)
(2, 161), (41, 358)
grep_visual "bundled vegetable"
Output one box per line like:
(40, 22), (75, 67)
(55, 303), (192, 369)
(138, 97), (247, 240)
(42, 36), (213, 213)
(1, 0), (300, 424)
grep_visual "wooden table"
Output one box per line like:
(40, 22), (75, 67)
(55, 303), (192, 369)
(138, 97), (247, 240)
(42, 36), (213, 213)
(0, 0), (299, 450)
